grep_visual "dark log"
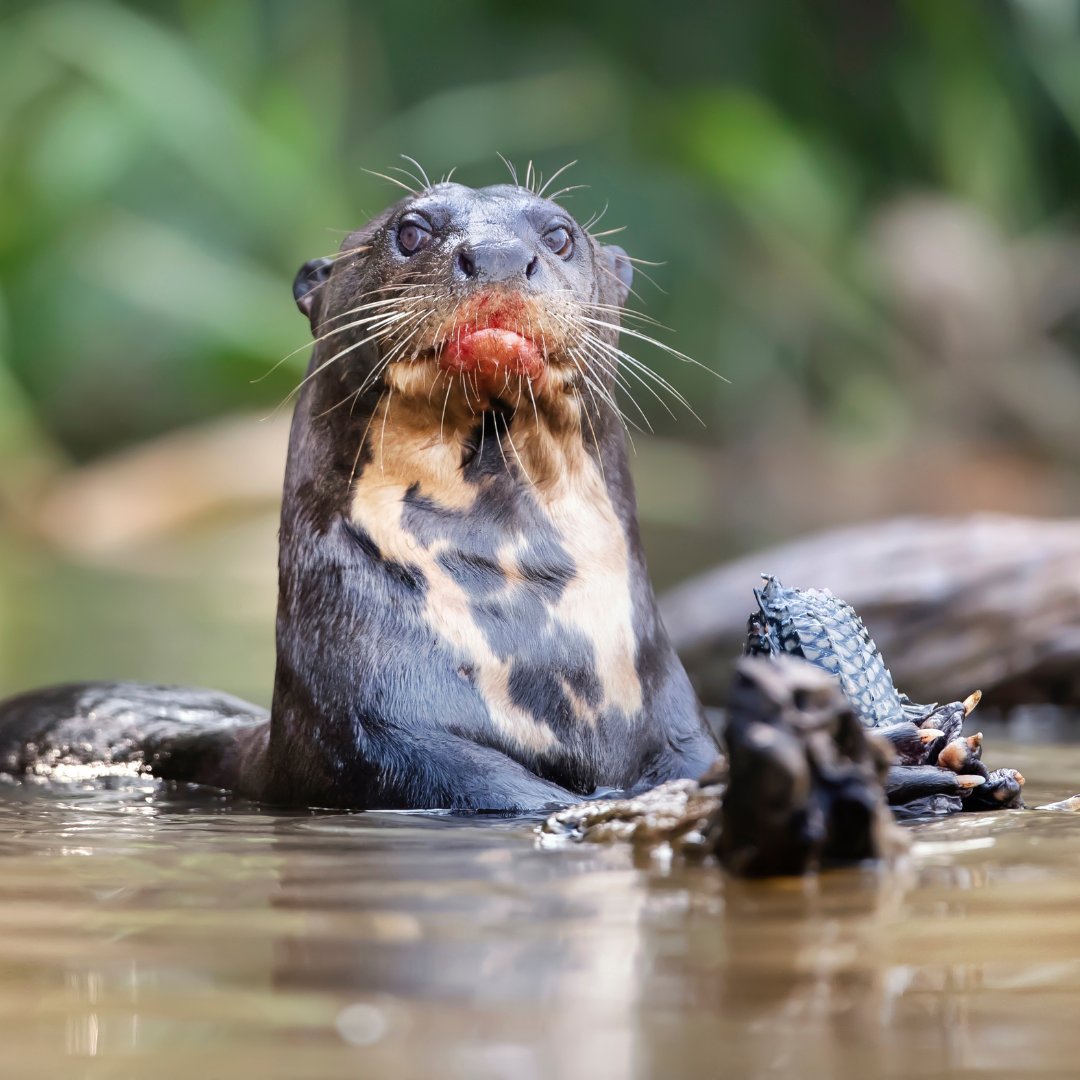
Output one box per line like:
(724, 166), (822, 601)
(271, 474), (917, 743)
(660, 514), (1080, 711)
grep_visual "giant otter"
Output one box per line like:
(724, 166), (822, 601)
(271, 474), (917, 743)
(0, 180), (719, 810)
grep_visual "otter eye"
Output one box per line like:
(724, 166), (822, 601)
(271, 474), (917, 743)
(397, 217), (432, 255)
(543, 225), (573, 259)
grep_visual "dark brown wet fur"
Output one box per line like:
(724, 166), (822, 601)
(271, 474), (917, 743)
(0, 182), (718, 810)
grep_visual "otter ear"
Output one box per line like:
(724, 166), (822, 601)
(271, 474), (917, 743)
(600, 244), (633, 308)
(293, 257), (334, 329)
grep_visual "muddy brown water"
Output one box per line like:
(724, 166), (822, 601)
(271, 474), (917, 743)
(3, 536), (1080, 1077)
(0, 742), (1074, 1080)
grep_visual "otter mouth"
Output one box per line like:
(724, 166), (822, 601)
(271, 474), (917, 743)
(433, 294), (546, 394)
(441, 327), (544, 381)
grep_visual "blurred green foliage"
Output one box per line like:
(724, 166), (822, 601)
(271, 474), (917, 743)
(1, 0), (1079, 474)
(5, 0), (1080, 698)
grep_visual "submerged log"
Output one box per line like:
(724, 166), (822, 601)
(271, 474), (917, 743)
(660, 514), (1080, 711)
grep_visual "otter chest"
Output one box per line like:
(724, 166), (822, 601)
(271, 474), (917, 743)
(350, 467), (643, 754)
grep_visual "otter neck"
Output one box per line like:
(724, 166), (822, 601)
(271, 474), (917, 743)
(277, 347), (645, 564)
(353, 388), (612, 505)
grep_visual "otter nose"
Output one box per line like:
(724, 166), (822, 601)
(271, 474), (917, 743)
(455, 239), (540, 283)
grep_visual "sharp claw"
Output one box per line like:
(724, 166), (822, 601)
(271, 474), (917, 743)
(961, 732), (984, 764)
(963, 690), (982, 716)
(938, 739), (972, 772)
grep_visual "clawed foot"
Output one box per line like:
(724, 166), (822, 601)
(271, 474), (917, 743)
(906, 691), (980, 744)
(964, 767), (1025, 811)
(884, 690), (1024, 815)
(885, 764), (986, 804)
(876, 721), (946, 765)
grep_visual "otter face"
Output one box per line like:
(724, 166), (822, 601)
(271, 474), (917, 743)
(292, 183), (633, 416)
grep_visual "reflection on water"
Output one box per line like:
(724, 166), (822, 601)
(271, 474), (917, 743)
(2, 528), (1079, 1076)
(0, 744), (1076, 1079)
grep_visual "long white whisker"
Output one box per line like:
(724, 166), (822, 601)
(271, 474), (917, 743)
(363, 168), (416, 195)
(348, 314), (435, 402)
(575, 339), (658, 432)
(254, 306), (415, 384)
(292, 314), (412, 390)
(400, 154), (432, 190)
(351, 387), (387, 488)
(566, 346), (644, 442)
(546, 309), (657, 429)
(536, 160), (577, 199)
(585, 345), (681, 427)
(496, 151), (519, 187)
(439, 376), (453, 443)
(266, 314), (411, 416)
(545, 184), (588, 201)
(580, 300), (669, 331)
(493, 409), (512, 480)
(583, 201), (608, 232)
(525, 369), (540, 434)
(322, 290), (441, 325)
(577, 317), (729, 382)
(460, 370), (476, 417)
(601, 342), (701, 415)
(475, 387), (485, 456)
(594, 259), (650, 304)
(579, 331), (702, 424)
(379, 386), (394, 473)
(502, 414), (534, 487)
(387, 164), (428, 192)
(573, 382), (607, 482)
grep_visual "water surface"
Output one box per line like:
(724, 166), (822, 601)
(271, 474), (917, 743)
(1, 742), (1079, 1079)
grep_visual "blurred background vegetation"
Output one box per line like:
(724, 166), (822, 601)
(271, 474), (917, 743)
(2, 0), (1080, 702)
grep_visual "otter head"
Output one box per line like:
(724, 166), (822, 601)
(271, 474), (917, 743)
(291, 182), (634, 434)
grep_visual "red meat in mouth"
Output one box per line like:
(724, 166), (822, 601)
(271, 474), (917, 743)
(437, 294), (545, 392)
